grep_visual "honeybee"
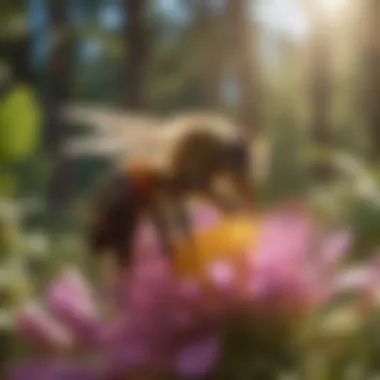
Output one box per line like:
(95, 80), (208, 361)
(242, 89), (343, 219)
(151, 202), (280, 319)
(87, 114), (255, 268)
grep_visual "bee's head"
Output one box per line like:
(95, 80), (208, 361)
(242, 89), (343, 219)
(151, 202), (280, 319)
(226, 139), (250, 171)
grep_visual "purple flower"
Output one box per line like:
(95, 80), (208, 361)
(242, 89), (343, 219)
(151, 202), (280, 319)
(14, 266), (102, 355)
(16, 302), (73, 349)
(10, 201), (373, 380)
(173, 336), (220, 377)
(237, 206), (354, 316)
(45, 268), (100, 344)
(8, 361), (104, 380)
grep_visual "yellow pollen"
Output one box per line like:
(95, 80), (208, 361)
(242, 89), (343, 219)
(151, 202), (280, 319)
(172, 216), (258, 278)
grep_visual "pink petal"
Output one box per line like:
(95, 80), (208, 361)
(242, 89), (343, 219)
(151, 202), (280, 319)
(132, 222), (166, 261)
(208, 261), (234, 289)
(255, 208), (313, 265)
(174, 336), (220, 377)
(16, 302), (73, 348)
(133, 256), (172, 284)
(8, 361), (103, 380)
(319, 231), (351, 268)
(179, 279), (201, 300)
(47, 268), (97, 319)
(107, 335), (161, 373)
(190, 203), (222, 230)
(46, 268), (99, 343)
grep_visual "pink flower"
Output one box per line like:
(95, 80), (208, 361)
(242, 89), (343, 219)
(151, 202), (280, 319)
(10, 201), (372, 380)
(46, 268), (100, 344)
(15, 266), (101, 352)
(16, 302), (73, 349)
(173, 336), (220, 377)
(8, 361), (105, 380)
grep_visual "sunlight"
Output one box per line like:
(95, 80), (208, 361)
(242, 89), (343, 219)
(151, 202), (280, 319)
(320, 0), (347, 13)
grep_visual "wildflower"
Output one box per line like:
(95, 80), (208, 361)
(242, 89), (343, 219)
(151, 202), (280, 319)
(9, 202), (371, 379)
(14, 267), (101, 350)
(16, 302), (73, 350)
(8, 362), (104, 380)
(45, 268), (99, 344)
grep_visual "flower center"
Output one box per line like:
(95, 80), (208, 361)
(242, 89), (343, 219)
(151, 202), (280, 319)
(172, 216), (258, 278)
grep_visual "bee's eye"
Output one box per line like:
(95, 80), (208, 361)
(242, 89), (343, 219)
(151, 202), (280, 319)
(227, 140), (250, 169)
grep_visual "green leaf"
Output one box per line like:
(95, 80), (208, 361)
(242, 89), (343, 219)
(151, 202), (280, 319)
(0, 85), (42, 159)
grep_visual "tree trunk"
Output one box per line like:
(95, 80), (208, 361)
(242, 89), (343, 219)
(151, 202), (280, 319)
(308, 8), (332, 181)
(309, 10), (331, 148)
(46, 0), (72, 220)
(227, 0), (261, 137)
(123, 0), (149, 110)
(363, 0), (380, 160)
(196, 1), (227, 110)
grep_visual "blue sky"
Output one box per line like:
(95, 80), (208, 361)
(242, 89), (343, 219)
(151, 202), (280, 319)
(255, 0), (309, 38)
(97, 0), (310, 38)
(157, 0), (310, 38)
(28, 0), (310, 68)
(29, 0), (309, 36)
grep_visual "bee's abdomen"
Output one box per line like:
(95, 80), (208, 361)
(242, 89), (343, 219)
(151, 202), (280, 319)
(88, 165), (161, 259)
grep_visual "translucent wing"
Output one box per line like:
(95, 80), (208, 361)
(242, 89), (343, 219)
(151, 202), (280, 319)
(61, 103), (172, 166)
(61, 102), (161, 134)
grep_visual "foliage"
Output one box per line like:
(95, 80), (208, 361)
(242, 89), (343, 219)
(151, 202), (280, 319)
(0, 84), (41, 160)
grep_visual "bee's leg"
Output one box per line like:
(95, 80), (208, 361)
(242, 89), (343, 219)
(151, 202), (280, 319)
(114, 209), (139, 268)
(173, 198), (196, 248)
(149, 198), (175, 257)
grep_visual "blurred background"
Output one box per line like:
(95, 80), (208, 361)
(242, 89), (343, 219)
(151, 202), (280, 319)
(1, 0), (380, 365)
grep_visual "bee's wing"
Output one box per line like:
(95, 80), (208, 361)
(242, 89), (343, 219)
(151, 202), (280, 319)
(61, 103), (173, 164)
(61, 102), (161, 134)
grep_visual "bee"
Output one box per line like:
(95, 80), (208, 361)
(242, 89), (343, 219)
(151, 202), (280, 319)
(87, 114), (255, 268)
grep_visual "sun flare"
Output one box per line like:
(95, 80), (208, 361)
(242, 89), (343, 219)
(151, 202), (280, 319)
(319, 0), (346, 13)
